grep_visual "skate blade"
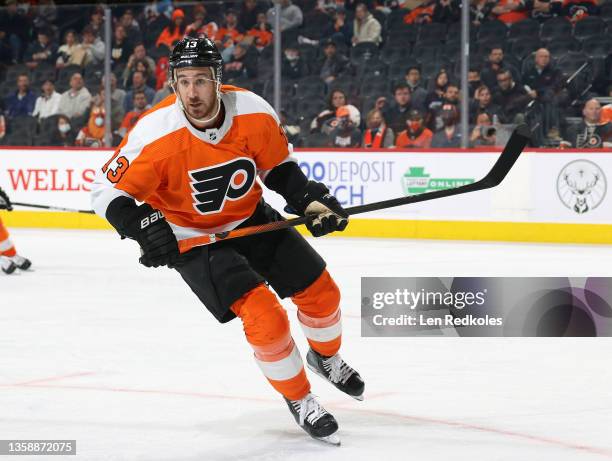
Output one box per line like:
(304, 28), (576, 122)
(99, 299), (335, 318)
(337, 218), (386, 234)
(313, 433), (341, 446)
(307, 363), (365, 402)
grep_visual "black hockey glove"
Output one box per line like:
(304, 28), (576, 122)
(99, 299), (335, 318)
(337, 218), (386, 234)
(121, 203), (183, 268)
(288, 181), (349, 237)
(0, 187), (13, 211)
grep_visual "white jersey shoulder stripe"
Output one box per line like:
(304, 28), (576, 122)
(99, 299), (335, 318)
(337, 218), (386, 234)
(232, 89), (280, 124)
(128, 102), (184, 147)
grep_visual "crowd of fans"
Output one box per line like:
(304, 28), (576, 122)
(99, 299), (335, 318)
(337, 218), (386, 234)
(0, 0), (611, 149)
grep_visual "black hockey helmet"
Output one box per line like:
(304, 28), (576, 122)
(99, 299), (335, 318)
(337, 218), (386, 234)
(168, 36), (223, 83)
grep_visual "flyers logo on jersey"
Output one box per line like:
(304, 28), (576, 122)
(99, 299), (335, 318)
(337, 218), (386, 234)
(189, 158), (256, 215)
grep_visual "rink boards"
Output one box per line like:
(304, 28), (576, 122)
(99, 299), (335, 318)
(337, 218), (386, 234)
(0, 147), (611, 244)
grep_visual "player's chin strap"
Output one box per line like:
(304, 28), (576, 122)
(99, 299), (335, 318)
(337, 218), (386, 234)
(170, 69), (222, 125)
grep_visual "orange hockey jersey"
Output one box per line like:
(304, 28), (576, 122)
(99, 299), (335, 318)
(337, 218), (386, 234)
(91, 86), (292, 252)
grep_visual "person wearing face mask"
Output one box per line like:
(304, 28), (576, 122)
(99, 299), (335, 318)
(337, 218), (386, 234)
(362, 109), (394, 148)
(431, 106), (462, 147)
(75, 96), (107, 147)
(282, 45), (308, 80)
(328, 105), (362, 147)
(49, 114), (76, 146)
(395, 110), (433, 148)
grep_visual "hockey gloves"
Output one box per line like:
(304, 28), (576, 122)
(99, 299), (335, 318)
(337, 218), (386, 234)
(122, 203), (183, 268)
(0, 187), (13, 211)
(289, 181), (349, 237)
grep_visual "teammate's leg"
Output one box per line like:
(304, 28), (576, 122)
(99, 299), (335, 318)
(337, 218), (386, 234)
(0, 218), (32, 272)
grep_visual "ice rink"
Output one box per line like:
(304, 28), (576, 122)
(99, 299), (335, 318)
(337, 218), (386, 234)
(1, 228), (611, 461)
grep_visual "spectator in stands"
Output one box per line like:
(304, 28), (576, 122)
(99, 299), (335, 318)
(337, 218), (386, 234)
(532, 0), (599, 23)
(75, 97), (106, 147)
(87, 6), (104, 38)
(118, 9), (142, 45)
(522, 48), (564, 139)
(4, 74), (36, 119)
(156, 9), (186, 50)
(352, 3), (382, 46)
(185, 5), (219, 40)
(24, 28), (57, 70)
(491, 0), (529, 24)
(81, 25), (105, 67)
(470, 85), (501, 124)
(468, 66), (482, 98)
(425, 69), (450, 113)
(108, 74), (126, 130)
(248, 13), (273, 50)
(56, 30), (83, 68)
(470, 0), (495, 26)
(142, 4), (169, 48)
(130, 59), (156, 89)
(57, 72), (92, 119)
(404, 66), (428, 112)
(111, 25), (133, 67)
(122, 44), (156, 87)
(403, 0), (436, 24)
(428, 83), (461, 131)
(0, 30), (12, 66)
(433, 0), (460, 23)
(118, 90), (150, 139)
(224, 44), (258, 81)
(217, 9), (246, 46)
(240, 0), (263, 31)
(267, 0), (303, 32)
(318, 39), (351, 85)
(49, 114), (76, 147)
(562, 99), (612, 148)
(395, 110), (433, 148)
(320, 7), (353, 46)
(33, 79), (61, 120)
(153, 81), (172, 105)
(0, 0), (31, 63)
(311, 89), (350, 132)
(492, 69), (532, 123)
(282, 45), (308, 79)
(0, 108), (5, 143)
(124, 71), (155, 112)
(328, 105), (362, 147)
(431, 106), (462, 147)
(385, 83), (413, 134)
(32, 0), (57, 31)
(480, 47), (521, 92)
(280, 110), (302, 146)
(470, 113), (498, 147)
(362, 109), (394, 148)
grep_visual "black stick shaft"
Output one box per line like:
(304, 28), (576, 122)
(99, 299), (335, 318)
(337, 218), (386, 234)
(12, 202), (96, 214)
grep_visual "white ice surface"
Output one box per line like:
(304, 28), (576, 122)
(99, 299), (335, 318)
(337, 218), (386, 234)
(1, 229), (611, 461)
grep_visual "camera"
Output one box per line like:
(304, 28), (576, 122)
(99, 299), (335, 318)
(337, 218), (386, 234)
(480, 126), (496, 137)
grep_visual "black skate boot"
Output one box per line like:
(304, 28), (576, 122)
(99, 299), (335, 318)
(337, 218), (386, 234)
(12, 255), (32, 270)
(284, 393), (340, 446)
(306, 349), (365, 401)
(1, 257), (17, 274)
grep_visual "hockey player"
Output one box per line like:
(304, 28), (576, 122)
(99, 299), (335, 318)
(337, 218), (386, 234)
(0, 187), (32, 274)
(91, 37), (364, 445)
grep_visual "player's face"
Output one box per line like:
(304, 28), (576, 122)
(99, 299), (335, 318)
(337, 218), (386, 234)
(175, 67), (218, 121)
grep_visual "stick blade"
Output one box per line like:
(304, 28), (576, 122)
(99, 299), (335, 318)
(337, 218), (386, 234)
(480, 124), (531, 188)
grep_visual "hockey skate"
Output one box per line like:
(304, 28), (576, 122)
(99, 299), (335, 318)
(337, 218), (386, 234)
(284, 393), (340, 446)
(11, 255), (32, 270)
(306, 349), (365, 401)
(1, 256), (17, 274)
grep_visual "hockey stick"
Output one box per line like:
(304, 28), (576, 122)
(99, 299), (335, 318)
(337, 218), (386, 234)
(178, 125), (531, 251)
(11, 202), (96, 214)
